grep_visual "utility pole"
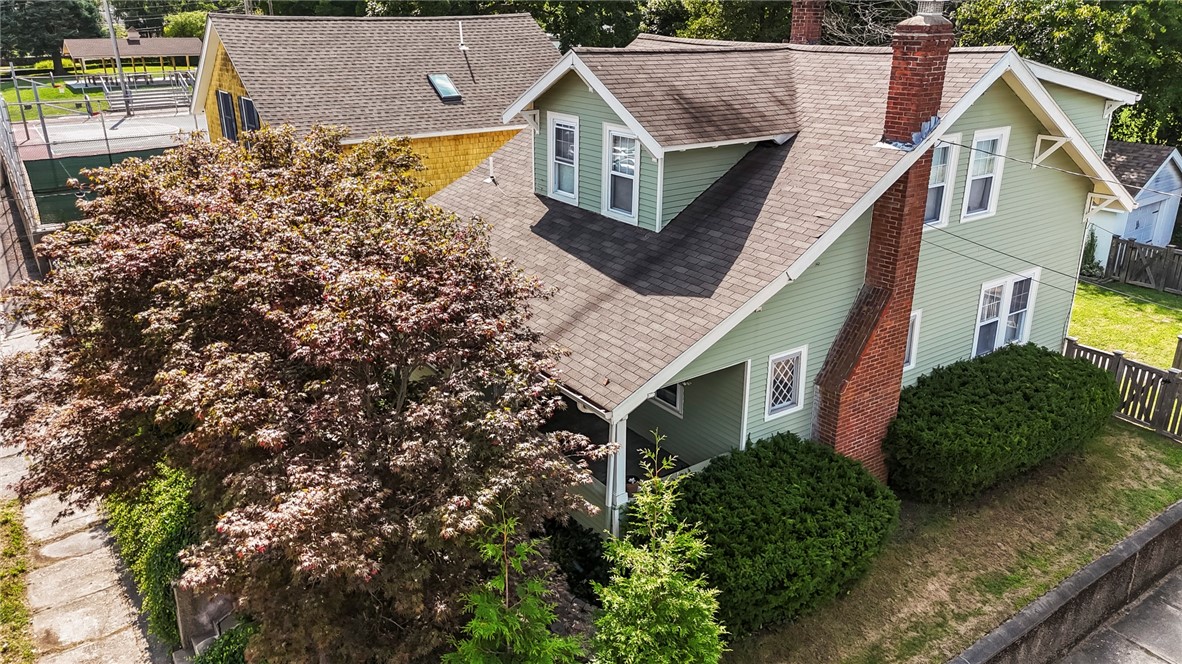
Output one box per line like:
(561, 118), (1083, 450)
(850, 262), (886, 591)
(104, 0), (130, 114)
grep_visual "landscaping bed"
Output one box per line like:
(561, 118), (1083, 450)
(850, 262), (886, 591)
(724, 420), (1182, 663)
(1069, 282), (1182, 369)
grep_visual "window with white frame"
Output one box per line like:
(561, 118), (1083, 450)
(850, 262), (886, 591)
(549, 114), (578, 201)
(238, 97), (260, 132)
(925, 137), (958, 227)
(650, 382), (684, 417)
(973, 270), (1037, 357)
(605, 126), (639, 220)
(962, 127), (1010, 220)
(904, 310), (921, 370)
(765, 347), (806, 419)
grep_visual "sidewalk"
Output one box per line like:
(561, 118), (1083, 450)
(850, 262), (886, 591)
(1, 327), (167, 663)
(1062, 566), (1182, 663)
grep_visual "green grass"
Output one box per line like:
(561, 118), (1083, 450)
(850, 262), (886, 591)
(1069, 281), (1182, 369)
(724, 420), (1182, 664)
(0, 501), (33, 664)
(3, 81), (108, 118)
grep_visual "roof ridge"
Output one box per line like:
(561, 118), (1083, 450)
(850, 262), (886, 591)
(208, 11), (534, 21)
(577, 44), (790, 55)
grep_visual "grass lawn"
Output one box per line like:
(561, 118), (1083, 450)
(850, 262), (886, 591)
(725, 420), (1182, 664)
(0, 501), (32, 664)
(2, 82), (108, 119)
(1069, 281), (1182, 369)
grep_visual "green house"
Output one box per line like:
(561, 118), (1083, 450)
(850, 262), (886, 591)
(432, 7), (1139, 534)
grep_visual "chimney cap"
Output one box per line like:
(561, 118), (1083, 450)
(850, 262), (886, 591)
(917, 0), (944, 15)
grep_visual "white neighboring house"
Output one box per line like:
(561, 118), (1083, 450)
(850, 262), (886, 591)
(1093, 141), (1182, 265)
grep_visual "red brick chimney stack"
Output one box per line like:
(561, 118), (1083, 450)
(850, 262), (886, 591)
(882, 0), (954, 144)
(789, 0), (826, 46)
(813, 1), (953, 481)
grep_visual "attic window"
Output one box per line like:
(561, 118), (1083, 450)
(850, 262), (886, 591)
(428, 74), (462, 103)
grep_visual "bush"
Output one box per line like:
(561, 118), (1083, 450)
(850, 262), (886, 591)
(105, 465), (197, 646)
(675, 434), (899, 636)
(543, 518), (609, 605)
(885, 343), (1120, 503)
(192, 622), (258, 664)
(33, 59), (73, 71)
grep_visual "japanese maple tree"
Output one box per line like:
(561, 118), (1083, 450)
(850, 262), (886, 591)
(0, 126), (600, 662)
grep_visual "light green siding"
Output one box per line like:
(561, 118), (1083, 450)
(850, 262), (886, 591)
(661, 145), (752, 226)
(533, 73), (661, 231)
(627, 363), (746, 464)
(671, 209), (873, 444)
(1044, 82), (1111, 155)
(909, 79), (1090, 382)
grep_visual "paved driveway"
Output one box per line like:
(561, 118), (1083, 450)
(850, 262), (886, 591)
(1063, 567), (1182, 663)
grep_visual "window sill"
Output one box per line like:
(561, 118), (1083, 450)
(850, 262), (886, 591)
(548, 191), (578, 205)
(602, 207), (639, 225)
(764, 403), (803, 422)
(960, 209), (998, 223)
(648, 398), (684, 419)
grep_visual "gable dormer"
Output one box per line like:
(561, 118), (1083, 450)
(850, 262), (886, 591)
(504, 47), (795, 232)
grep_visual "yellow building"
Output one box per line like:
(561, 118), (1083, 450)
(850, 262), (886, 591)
(190, 13), (558, 195)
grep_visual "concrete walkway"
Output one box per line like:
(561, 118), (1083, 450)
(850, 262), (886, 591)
(1, 327), (167, 663)
(1062, 566), (1182, 663)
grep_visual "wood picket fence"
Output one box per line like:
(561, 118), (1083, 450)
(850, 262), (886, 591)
(1105, 237), (1182, 294)
(1063, 337), (1182, 442)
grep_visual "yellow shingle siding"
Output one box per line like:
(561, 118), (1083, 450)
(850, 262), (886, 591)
(203, 42), (249, 143)
(410, 130), (520, 196)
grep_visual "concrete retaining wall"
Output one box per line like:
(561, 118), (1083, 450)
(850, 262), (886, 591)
(951, 499), (1182, 664)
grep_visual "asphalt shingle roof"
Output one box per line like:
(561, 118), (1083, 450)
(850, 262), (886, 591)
(63, 36), (202, 59)
(1105, 140), (1179, 194)
(208, 13), (558, 138)
(432, 39), (1008, 411)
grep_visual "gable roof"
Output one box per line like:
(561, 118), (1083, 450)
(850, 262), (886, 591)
(62, 36), (202, 60)
(194, 13), (558, 139)
(1105, 140), (1182, 195)
(438, 41), (1137, 418)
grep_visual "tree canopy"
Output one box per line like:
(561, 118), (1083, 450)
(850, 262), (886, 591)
(162, 10), (208, 38)
(0, 0), (103, 73)
(0, 127), (600, 662)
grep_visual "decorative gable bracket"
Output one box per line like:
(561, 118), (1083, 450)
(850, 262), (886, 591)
(1086, 193), (1124, 220)
(1032, 134), (1069, 168)
(521, 110), (540, 134)
(1104, 100), (1126, 119)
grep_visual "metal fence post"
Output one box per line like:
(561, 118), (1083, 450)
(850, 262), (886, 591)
(28, 83), (51, 160)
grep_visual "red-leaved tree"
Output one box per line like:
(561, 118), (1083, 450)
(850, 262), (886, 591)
(0, 127), (600, 662)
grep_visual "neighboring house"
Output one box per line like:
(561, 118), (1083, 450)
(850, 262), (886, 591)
(1092, 141), (1182, 265)
(432, 0), (1141, 534)
(189, 13), (559, 195)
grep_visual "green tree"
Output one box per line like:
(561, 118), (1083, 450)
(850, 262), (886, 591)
(0, 0), (102, 74)
(445, 513), (585, 664)
(0, 126), (601, 662)
(955, 0), (1182, 144)
(678, 0), (793, 42)
(163, 10), (208, 38)
(593, 436), (726, 664)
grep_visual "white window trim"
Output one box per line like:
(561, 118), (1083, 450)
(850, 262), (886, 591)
(764, 346), (807, 421)
(238, 96), (259, 132)
(960, 126), (1011, 223)
(547, 112), (579, 204)
(904, 309), (922, 371)
(649, 383), (684, 418)
(602, 122), (641, 225)
(925, 134), (960, 229)
(970, 267), (1040, 358)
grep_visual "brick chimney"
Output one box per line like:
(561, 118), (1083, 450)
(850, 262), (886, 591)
(813, 1), (953, 481)
(789, 0), (825, 45)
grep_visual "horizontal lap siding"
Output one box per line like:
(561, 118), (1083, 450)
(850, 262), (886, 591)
(909, 80), (1091, 383)
(672, 210), (873, 443)
(627, 363), (745, 464)
(1044, 82), (1111, 155)
(661, 145), (753, 226)
(533, 73), (660, 231)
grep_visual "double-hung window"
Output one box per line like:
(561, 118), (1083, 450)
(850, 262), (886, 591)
(973, 270), (1038, 357)
(904, 310), (921, 370)
(216, 90), (238, 142)
(765, 346), (807, 419)
(604, 125), (639, 222)
(238, 97), (260, 132)
(549, 114), (578, 201)
(924, 136), (959, 227)
(962, 127), (1010, 220)
(650, 382), (684, 417)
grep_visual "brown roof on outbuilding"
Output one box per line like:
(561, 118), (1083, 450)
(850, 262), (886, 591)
(62, 36), (202, 59)
(1105, 140), (1180, 194)
(432, 42), (1008, 411)
(208, 13), (558, 138)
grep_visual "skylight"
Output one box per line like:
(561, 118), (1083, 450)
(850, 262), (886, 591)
(428, 73), (462, 103)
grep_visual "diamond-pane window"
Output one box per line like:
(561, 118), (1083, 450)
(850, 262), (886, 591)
(767, 350), (804, 416)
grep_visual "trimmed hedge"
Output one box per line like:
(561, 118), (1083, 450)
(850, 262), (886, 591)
(884, 343), (1120, 503)
(675, 433), (899, 636)
(105, 465), (197, 647)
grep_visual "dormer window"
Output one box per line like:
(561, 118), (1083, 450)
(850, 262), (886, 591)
(428, 73), (462, 103)
(548, 113), (578, 202)
(605, 125), (639, 223)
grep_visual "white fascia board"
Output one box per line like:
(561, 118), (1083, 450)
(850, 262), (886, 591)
(189, 19), (219, 116)
(1130, 148), (1182, 202)
(502, 52), (666, 158)
(1025, 60), (1141, 105)
(668, 133), (796, 152)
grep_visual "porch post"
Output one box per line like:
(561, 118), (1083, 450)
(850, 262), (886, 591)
(606, 417), (629, 536)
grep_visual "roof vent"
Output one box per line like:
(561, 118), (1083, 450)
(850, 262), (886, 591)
(458, 21), (469, 51)
(428, 73), (462, 104)
(126, 29), (141, 44)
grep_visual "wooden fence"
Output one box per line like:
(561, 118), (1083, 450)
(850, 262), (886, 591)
(1105, 237), (1182, 294)
(1064, 337), (1182, 441)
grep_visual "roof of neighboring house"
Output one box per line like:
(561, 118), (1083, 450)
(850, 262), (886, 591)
(201, 13), (558, 138)
(1105, 140), (1181, 194)
(434, 43), (1009, 411)
(62, 35), (203, 59)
